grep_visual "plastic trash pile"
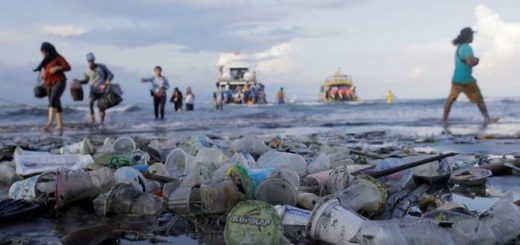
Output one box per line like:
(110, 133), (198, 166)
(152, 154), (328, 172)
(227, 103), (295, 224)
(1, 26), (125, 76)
(1, 132), (520, 244)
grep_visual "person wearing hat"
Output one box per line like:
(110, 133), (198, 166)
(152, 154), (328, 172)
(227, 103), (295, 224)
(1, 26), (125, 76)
(443, 27), (497, 124)
(73, 52), (114, 124)
(33, 42), (71, 135)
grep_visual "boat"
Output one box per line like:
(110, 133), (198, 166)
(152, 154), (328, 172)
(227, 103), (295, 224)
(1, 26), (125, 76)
(216, 52), (267, 104)
(319, 69), (358, 102)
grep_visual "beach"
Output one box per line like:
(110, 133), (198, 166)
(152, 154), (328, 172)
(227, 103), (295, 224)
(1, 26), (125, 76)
(1, 98), (520, 244)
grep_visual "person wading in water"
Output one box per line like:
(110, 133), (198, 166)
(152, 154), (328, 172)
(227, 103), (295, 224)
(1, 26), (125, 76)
(443, 27), (498, 124)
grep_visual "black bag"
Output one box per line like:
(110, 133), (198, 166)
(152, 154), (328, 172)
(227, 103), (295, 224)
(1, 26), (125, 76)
(34, 84), (47, 98)
(33, 72), (47, 99)
(97, 90), (122, 111)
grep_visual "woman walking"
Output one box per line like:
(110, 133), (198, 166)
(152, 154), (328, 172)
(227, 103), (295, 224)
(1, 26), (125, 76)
(443, 27), (497, 124)
(171, 87), (183, 112)
(185, 86), (195, 111)
(141, 66), (170, 119)
(33, 42), (71, 135)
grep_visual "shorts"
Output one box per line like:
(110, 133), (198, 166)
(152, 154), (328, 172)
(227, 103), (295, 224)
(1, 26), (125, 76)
(448, 82), (484, 103)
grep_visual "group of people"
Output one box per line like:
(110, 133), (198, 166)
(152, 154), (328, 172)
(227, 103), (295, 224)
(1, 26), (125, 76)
(140, 66), (195, 120)
(220, 83), (267, 105)
(34, 26), (496, 135)
(34, 42), (197, 135)
(34, 42), (116, 135)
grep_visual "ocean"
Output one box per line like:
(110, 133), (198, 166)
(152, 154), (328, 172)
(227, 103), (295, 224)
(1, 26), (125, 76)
(1, 97), (520, 138)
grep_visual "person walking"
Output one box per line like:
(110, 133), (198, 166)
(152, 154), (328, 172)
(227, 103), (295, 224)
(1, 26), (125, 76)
(171, 87), (183, 112)
(185, 86), (195, 111)
(214, 83), (224, 110)
(33, 42), (71, 135)
(73, 53), (114, 125)
(277, 87), (285, 105)
(443, 27), (497, 124)
(141, 66), (170, 119)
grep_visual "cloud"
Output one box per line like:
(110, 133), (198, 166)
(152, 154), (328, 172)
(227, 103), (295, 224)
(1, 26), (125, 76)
(216, 42), (297, 74)
(474, 4), (520, 65)
(46, 0), (365, 52)
(0, 31), (25, 43)
(408, 65), (430, 81)
(40, 24), (89, 37)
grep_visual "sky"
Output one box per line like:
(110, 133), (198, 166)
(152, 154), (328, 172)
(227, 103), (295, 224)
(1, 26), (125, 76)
(1, 0), (520, 104)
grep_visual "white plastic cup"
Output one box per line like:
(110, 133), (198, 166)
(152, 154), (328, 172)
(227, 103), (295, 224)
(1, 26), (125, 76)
(308, 198), (365, 245)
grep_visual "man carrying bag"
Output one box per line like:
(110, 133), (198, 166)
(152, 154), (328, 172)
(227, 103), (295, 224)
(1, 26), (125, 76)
(73, 53), (122, 125)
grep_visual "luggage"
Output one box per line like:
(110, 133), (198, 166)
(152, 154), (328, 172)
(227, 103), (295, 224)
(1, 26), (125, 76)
(97, 89), (123, 111)
(33, 73), (47, 99)
(70, 81), (84, 101)
(33, 85), (47, 98)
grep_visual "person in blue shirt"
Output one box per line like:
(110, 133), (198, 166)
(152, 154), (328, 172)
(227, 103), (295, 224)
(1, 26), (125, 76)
(443, 27), (497, 124)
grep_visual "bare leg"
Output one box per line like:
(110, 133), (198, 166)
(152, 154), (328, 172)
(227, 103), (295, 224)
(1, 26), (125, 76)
(443, 97), (457, 122)
(100, 110), (106, 125)
(44, 108), (55, 130)
(56, 112), (64, 135)
(89, 97), (96, 124)
(476, 99), (491, 120)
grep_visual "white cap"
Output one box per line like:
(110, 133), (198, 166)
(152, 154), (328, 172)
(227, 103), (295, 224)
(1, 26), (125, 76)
(86, 52), (95, 61)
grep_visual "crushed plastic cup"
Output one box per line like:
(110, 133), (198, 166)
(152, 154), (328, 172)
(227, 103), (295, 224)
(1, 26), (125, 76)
(165, 148), (197, 178)
(111, 136), (136, 153)
(336, 177), (388, 215)
(229, 152), (257, 169)
(55, 167), (113, 208)
(257, 150), (307, 177)
(59, 138), (93, 155)
(94, 183), (163, 216)
(148, 163), (169, 177)
(130, 150), (150, 164)
(114, 167), (146, 192)
(229, 136), (269, 156)
(8, 172), (57, 203)
(308, 152), (332, 174)
(0, 161), (21, 185)
(195, 147), (229, 170)
(326, 165), (353, 194)
(200, 177), (240, 214)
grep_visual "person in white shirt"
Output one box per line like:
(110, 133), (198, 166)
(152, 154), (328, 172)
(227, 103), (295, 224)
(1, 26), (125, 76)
(185, 86), (195, 111)
(141, 66), (170, 119)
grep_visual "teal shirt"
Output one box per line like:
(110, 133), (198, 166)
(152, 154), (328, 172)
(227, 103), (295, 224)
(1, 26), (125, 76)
(452, 43), (476, 84)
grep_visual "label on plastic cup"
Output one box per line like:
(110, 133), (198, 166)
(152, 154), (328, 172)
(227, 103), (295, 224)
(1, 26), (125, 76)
(279, 205), (312, 226)
(225, 200), (283, 245)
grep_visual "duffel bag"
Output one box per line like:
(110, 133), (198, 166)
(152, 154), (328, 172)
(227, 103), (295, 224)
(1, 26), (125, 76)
(97, 90), (123, 111)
